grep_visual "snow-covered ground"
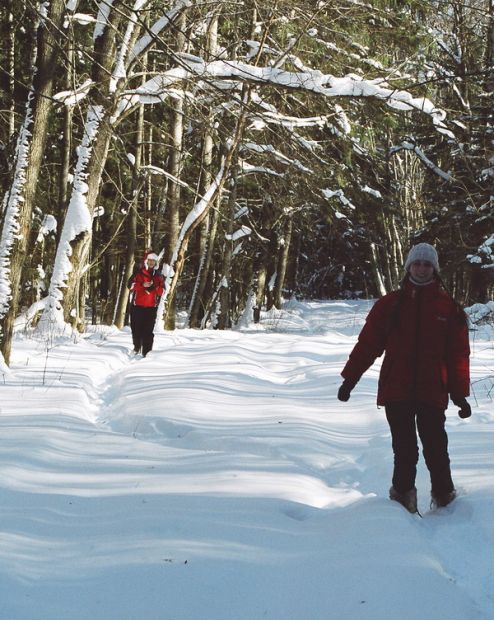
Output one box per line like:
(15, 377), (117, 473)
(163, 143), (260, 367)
(1, 299), (493, 620)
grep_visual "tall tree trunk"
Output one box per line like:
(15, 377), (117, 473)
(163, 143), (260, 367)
(57, 40), (74, 245)
(195, 195), (221, 328)
(216, 162), (238, 329)
(63, 117), (114, 329)
(188, 123), (215, 327)
(163, 11), (187, 330)
(188, 12), (219, 328)
(0, 0), (66, 365)
(113, 103), (145, 328)
(273, 217), (292, 309)
(6, 0), (16, 140)
(486, 0), (494, 90)
(145, 121), (154, 249)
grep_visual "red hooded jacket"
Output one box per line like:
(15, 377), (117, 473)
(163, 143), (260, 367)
(129, 267), (164, 308)
(341, 278), (470, 409)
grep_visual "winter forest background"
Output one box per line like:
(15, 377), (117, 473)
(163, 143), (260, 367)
(1, 0), (494, 368)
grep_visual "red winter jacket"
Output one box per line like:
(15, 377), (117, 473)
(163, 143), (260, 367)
(341, 278), (470, 409)
(130, 268), (164, 308)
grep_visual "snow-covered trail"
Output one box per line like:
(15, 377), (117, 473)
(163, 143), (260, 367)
(1, 301), (493, 619)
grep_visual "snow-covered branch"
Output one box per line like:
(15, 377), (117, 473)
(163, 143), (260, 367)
(322, 188), (356, 211)
(53, 79), (93, 106)
(128, 0), (193, 64)
(240, 143), (312, 174)
(238, 161), (284, 178)
(390, 140), (453, 182)
(94, 0), (115, 40)
(468, 234), (494, 269)
(177, 57), (454, 137)
(110, 0), (151, 93)
(119, 55), (453, 138)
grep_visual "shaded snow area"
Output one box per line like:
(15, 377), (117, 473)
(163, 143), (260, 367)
(1, 300), (494, 620)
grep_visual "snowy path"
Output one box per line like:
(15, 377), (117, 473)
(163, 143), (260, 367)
(1, 301), (493, 619)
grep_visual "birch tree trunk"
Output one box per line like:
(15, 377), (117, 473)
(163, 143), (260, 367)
(0, 0), (66, 365)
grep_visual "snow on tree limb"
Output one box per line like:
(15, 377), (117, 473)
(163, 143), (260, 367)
(114, 73), (190, 121)
(241, 143), (312, 173)
(110, 0), (151, 93)
(175, 56), (454, 137)
(128, 0), (193, 64)
(94, 0), (115, 40)
(322, 188), (356, 211)
(390, 141), (453, 181)
(119, 55), (453, 137)
(53, 79), (93, 106)
(468, 234), (494, 268)
(176, 161), (226, 257)
(239, 162), (284, 178)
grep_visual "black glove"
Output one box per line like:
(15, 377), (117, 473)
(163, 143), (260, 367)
(337, 379), (356, 402)
(452, 396), (471, 419)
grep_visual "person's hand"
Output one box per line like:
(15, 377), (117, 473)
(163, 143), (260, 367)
(452, 396), (471, 419)
(143, 281), (152, 288)
(337, 379), (356, 402)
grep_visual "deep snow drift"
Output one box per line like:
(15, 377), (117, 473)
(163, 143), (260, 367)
(1, 300), (493, 619)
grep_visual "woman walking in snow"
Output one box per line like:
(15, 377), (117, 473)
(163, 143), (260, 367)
(128, 252), (164, 357)
(337, 243), (471, 513)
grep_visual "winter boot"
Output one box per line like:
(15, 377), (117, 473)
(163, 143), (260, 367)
(389, 486), (418, 513)
(431, 489), (456, 509)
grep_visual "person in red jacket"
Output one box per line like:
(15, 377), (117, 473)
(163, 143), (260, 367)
(337, 243), (471, 513)
(128, 252), (164, 357)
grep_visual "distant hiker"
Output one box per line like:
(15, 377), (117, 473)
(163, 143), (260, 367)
(337, 243), (471, 513)
(128, 252), (164, 357)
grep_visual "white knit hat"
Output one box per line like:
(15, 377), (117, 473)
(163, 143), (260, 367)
(404, 243), (439, 272)
(146, 252), (159, 262)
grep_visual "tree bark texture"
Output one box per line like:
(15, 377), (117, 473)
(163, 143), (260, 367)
(0, 0), (66, 364)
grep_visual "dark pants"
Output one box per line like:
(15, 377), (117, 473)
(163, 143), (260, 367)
(130, 306), (157, 356)
(385, 401), (454, 495)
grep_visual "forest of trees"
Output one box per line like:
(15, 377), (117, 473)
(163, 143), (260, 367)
(0, 0), (493, 365)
